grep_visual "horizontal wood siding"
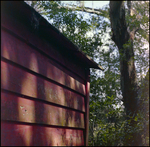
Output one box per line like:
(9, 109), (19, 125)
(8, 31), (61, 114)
(1, 11), (89, 146)
(1, 122), (84, 146)
(1, 13), (86, 80)
(1, 60), (85, 112)
(1, 30), (85, 95)
(1, 92), (84, 128)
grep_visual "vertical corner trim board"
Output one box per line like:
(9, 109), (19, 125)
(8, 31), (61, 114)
(85, 69), (90, 146)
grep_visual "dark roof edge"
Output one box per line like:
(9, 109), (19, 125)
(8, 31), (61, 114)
(1, 1), (104, 70)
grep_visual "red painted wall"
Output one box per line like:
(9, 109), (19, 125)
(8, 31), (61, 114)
(1, 4), (90, 146)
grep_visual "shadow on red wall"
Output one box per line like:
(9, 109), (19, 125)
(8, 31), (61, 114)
(1, 27), (84, 146)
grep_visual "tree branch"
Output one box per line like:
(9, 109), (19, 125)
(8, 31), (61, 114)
(57, 4), (109, 18)
(127, 0), (132, 15)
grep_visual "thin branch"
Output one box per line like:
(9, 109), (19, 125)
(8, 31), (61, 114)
(127, 0), (132, 15)
(57, 4), (108, 17)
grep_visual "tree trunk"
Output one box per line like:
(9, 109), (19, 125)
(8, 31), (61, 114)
(109, 1), (142, 146)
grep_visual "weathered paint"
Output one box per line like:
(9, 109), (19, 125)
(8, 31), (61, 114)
(1, 14), (86, 80)
(85, 69), (90, 146)
(1, 60), (85, 111)
(1, 92), (84, 128)
(1, 122), (84, 146)
(1, 30), (85, 95)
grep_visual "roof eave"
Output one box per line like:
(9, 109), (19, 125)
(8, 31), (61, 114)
(1, 1), (104, 70)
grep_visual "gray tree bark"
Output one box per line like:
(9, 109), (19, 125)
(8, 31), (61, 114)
(109, 1), (142, 146)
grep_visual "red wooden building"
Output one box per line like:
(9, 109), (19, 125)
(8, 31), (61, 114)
(1, 1), (103, 146)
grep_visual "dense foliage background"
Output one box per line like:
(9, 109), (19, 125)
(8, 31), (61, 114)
(25, 1), (149, 146)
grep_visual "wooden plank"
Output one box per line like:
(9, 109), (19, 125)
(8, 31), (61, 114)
(85, 69), (90, 146)
(1, 14), (86, 80)
(1, 60), (85, 111)
(1, 92), (85, 128)
(1, 122), (84, 146)
(1, 30), (85, 95)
